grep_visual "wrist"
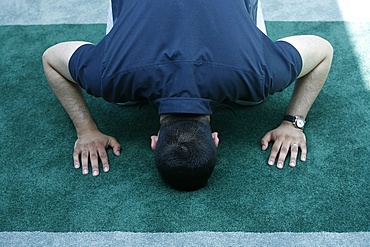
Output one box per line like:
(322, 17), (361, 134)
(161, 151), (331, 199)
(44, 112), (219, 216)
(283, 115), (306, 130)
(76, 123), (99, 137)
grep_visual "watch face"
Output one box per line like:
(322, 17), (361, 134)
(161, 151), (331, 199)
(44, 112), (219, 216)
(296, 118), (305, 128)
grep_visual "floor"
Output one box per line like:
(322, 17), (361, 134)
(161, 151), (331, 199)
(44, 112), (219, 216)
(0, 0), (369, 25)
(0, 1), (369, 246)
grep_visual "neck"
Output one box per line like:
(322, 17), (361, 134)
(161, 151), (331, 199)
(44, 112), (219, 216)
(160, 114), (210, 123)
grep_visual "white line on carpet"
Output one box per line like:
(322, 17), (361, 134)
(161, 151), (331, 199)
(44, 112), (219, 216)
(1, 231), (369, 247)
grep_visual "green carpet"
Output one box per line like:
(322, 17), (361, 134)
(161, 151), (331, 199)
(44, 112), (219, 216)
(0, 22), (369, 234)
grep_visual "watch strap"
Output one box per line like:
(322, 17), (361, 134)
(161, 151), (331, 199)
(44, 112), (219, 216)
(283, 115), (296, 123)
(283, 115), (305, 130)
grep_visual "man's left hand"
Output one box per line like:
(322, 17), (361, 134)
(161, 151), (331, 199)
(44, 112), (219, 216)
(261, 122), (307, 169)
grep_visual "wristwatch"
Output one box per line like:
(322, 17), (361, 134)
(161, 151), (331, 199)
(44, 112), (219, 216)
(283, 115), (306, 130)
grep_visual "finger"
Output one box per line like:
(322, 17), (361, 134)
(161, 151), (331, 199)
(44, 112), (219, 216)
(276, 143), (290, 169)
(109, 138), (121, 156)
(73, 150), (81, 169)
(289, 143), (299, 167)
(267, 140), (282, 166)
(90, 151), (100, 177)
(261, 132), (272, 151)
(81, 150), (89, 175)
(98, 148), (110, 173)
(300, 143), (307, 162)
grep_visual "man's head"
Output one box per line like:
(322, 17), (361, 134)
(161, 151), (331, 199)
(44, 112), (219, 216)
(151, 114), (219, 191)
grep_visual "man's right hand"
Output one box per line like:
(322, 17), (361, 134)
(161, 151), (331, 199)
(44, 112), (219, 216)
(43, 42), (122, 177)
(73, 130), (121, 176)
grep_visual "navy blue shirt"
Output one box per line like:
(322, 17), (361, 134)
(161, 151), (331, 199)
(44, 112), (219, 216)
(69, 0), (302, 115)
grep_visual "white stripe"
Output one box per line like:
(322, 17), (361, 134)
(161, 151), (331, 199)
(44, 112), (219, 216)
(1, 231), (369, 247)
(257, 1), (267, 34)
(1, 0), (370, 25)
(341, 22), (370, 91)
(106, 0), (113, 34)
(0, 3), (368, 246)
(262, 0), (370, 21)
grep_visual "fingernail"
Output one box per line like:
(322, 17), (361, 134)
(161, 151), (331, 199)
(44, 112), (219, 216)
(290, 162), (296, 167)
(83, 168), (88, 174)
(277, 162), (283, 169)
(103, 166), (109, 172)
(93, 170), (99, 176)
(268, 160), (274, 166)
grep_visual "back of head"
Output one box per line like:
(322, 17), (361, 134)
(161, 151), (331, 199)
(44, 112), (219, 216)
(155, 115), (217, 191)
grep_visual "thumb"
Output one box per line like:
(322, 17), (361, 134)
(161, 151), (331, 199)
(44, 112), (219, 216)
(261, 132), (272, 151)
(109, 137), (121, 156)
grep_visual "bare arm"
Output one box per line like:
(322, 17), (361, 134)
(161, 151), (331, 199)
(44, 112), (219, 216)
(42, 42), (121, 176)
(261, 35), (333, 169)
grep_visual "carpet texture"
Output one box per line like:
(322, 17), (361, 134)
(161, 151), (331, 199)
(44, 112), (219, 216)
(0, 22), (369, 237)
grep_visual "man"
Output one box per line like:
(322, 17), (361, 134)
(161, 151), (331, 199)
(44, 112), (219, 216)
(42, 0), (333, 191)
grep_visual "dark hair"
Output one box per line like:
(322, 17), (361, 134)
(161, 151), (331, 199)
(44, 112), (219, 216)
(155, 115), (217, 191)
